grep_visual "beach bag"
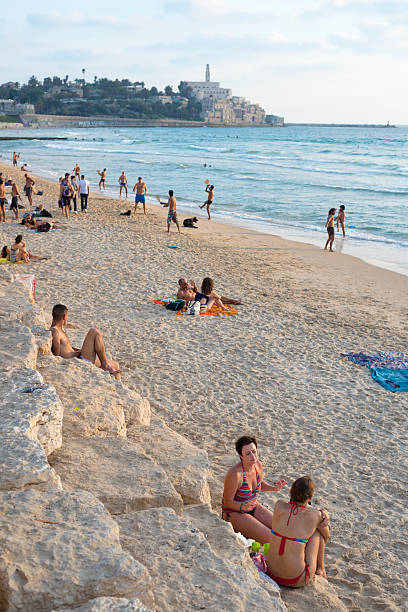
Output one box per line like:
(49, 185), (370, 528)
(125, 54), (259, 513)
(187, 300), (201, 315)
(165, 299), (185, 311)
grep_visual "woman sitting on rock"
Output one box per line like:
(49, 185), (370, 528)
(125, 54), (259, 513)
(222, 435), (287, 543)
(266, 476), (330, 587)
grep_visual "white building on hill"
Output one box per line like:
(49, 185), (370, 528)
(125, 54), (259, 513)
(185, 65), (273, 125)
(185, 65), (232, 101)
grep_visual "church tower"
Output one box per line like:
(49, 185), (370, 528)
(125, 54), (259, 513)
(205, 64), (210, 82)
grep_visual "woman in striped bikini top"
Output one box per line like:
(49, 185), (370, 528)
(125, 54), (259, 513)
(221, 435), (288, 544)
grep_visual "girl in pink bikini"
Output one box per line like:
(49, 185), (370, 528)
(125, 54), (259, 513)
(221, 436), (288, 543)
(266, 476), (330, 587)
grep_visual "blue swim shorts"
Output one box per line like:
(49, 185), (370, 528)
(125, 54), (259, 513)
(135, 194), (145, 204)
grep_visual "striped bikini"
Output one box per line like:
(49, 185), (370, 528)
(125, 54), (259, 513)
(222, 464), (261, 518)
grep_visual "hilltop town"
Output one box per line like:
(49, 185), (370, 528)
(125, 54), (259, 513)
(0, 66), (283, 128)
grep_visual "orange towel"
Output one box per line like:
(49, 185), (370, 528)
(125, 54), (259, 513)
(153, 299), (238, 316)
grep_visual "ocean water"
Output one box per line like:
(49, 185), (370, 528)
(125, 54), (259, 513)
(1, 125), (407, 275)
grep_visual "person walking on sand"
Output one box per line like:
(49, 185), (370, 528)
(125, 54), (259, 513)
(324, 208), (336, 252)
(0, 179), (7, 222)
(200, 183), (214, 220)
(13, 152), (20, 167)
(78, 174), (90, 212)
(133, 177), (147, 214)
(97, 168), (107, 190)
(10, 180), (22, 220)
(50, 304), (120, 380)
(70, 175), (79, 214)
(24, 174), (35, 207)
(161, 190), (180, 234)
(118, 171), (128, 198)
(62, 179), (74, 219)
(337, 205), (346, 237)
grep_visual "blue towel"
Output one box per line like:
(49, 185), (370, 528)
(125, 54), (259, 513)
(370, 368), (408, 392)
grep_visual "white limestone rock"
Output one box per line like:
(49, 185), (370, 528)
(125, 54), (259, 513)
(52, 597), (151, 611)
(0, 434), (62, 491)
(0, 368), (63, 456)
(127, 415), (210, 505)
(0, 368), (63, 491)
(183, 503), (250, 567)
(0, 489), (154, 612)
(49, 437), (183, 515)
(0, 294), (48, 329)
(0, 318), (37, 370)
(118, 507), (286, 612)
(38, 355), (128, 438)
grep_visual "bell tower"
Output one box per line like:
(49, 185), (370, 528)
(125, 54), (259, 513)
(205, 64), (210, 82)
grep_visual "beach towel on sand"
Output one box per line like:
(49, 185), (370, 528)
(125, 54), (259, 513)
(153, 299), (238, 316)
(370, 368), (408, 393)
(342, 351), (408, 392)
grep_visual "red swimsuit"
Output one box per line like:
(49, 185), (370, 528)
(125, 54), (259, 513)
(267, 502), (311, 586)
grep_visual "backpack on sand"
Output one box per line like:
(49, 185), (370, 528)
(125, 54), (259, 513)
(165, 299), (185, 312)
(187, 300), (201, 315)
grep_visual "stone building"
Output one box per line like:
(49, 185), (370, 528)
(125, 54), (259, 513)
(0, 99), (35, 115)
(186, 65), (268, 124)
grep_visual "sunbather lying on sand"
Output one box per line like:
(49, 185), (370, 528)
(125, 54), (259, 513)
(266, 476), (330, 587)
(50, 304), (121, 380)
(176, 277), (242, 309)
(222, 436), (288, 542)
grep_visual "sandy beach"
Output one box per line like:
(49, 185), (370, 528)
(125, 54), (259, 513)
(1, 161), (407, 611)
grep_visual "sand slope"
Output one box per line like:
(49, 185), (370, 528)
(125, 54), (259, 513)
(1, 162), (407, 611)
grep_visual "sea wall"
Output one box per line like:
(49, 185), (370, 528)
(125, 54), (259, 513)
(0, 270), (289, 612)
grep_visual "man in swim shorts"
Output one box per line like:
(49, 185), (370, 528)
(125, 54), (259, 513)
(133, 177), (147, 214)
(118, 171), (128, 198)
(50, 304), (120, 380)
(161, 190), (180, 234)
(200, 184), (214, 220)
(10, 180), (22, 220)
(97, 169), (107, 190)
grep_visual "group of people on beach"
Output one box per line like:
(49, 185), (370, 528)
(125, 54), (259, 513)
(324, 205), (346, 251)
(222, 435), (330, 587)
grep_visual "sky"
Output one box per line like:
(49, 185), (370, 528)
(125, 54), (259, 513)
(1, 0), (407, 123)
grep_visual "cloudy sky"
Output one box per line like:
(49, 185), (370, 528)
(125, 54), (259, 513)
(2, 0), (406, 122)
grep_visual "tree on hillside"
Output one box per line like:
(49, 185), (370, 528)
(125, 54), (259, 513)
(165, 85), (173, 96)
(178, 81), (194, 99)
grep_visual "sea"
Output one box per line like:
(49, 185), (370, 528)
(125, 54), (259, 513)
(1, 125), (407, 276)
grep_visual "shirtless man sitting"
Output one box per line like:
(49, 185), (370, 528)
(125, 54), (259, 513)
(50, 304), (120, 380)
(176, 278), (242, 306)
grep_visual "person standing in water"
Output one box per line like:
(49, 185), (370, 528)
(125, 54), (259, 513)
(324, 208), (337, 252)
(337, 205), (346, 237)
(97, 169), (107, 190)
(200, 184), (214, 220)
(118, 171), (128, 198)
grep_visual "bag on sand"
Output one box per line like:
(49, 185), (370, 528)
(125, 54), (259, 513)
(165, 299), (185, 312)
(187, 300), (201, 315)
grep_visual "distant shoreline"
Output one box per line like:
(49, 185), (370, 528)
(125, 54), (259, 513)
(286, 122), (395, 128)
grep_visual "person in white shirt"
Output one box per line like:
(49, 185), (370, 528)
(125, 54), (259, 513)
(78, 174), (90, 212)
